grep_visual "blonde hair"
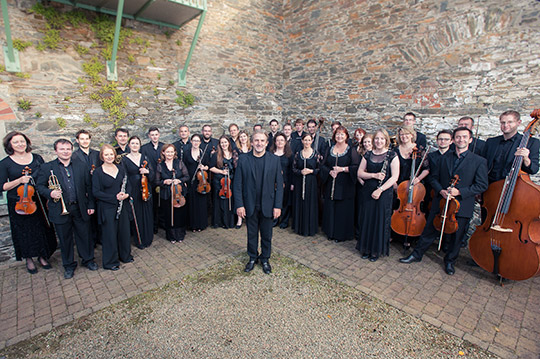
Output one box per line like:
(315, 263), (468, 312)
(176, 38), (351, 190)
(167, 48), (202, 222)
(374, 128), (391, 149)
(396, 125), (417, 145)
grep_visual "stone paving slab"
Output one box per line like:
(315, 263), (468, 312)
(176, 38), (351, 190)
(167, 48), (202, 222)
(0, 226), (538, 358)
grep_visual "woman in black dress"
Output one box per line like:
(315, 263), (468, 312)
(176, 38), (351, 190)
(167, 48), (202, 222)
(209, 136), (235, 229)
(292, 133), (320, 236)
(182, 134), (210, 232)
(156, 144), (189, 242)
(320, 125), (360, 242)
(92, 144), (133, 270)
(356, 129), (400, 261)
(125, 136), (154, 249)
(353, 128), (366, 241)
(0, 131), (56, 274)
(271, 132), (293, 229)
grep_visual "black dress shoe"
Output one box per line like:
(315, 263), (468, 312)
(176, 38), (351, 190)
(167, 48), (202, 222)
(235, 224), (242, 229)
(244, 260), (257, 272)
(86, 262), (98, 271)
(106, 266), (120, 271)
(26, 265), (38, 275)
(64, 268), (74, 279)
(361, 253), (370, 259)
(445, 262), (455, 275)
(369, 256), (379, 262)
(122, 258), (134, 264)
(399, 254), (421, 264)
(38, 257), (52, 270)
(261, 261), (272, 274)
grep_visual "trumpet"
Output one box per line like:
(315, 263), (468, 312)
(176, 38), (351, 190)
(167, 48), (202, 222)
(48, 170), (69, 215)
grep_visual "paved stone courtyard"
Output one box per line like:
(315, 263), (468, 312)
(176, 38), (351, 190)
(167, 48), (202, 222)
(0, 226), (538, 358)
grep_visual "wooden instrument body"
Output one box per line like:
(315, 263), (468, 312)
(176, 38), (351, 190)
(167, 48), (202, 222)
(15, 167), (37, 215)
(196, 170), (211, 194)
(433, 197), (460, 234)
(141, 161), (150, 201)
(469, 173), (540, 281)
(391, 180), (426, 237)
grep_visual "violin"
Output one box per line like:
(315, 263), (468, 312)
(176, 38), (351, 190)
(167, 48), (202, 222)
(469, 111), (540, 281)
(141, 160), (150, 201)
(171, 169), (185, 208)
(197, 169), (211, 194)
(434, 175), (460, 251)
(15, 166), (37, 215)
(219, 164), (232, 199)
(391, 147), (427, 242)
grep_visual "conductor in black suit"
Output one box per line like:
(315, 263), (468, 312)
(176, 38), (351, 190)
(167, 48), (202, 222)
(234, 130), (284, 274)
(37, 139), (97, 279)
(399, 127), (488, 275)
(481, 110), (540, 184)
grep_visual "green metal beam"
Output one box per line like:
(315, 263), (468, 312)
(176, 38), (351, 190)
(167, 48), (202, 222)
(106, 0), (124, 81)
(178, 10), (205, 87)
(134, 0), (156, 19)
(1, 0), (21, 72)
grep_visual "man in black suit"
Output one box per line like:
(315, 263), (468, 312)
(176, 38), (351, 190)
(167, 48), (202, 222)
(201, 124), (219, 155)
(114, 128), (130, 155)
(37, 139), (97, 279)
(234, 130), (284, 274)
(73, 130), (101, 170)
(267, 119), (280, 150)
(403, 112), (427, 149)
(457, 116), (485, 155)
(400, 127), (488, 275)
(306, 119), (327, 156)
(481, 110), (540, 184)
(141, 126), (164, 234)
(173, 125), (191, 162)
(290, 118), (305, 154)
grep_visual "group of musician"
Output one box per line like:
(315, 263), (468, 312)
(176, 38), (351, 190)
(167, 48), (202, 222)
(1, 109), (538, 279)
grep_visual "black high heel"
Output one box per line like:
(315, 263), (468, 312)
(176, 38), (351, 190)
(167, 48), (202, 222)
(38, 257), (52, 270)
(26, 259), (37, 274)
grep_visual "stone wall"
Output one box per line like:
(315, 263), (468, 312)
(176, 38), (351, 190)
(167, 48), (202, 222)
(0, 0), (284, 158)
(282, 0), (540, 140)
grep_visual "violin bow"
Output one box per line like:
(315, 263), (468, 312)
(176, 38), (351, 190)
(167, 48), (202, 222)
(472, 115), (480, 154)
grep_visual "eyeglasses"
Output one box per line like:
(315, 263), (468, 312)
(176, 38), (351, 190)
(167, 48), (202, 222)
(437, 138), (452, 141)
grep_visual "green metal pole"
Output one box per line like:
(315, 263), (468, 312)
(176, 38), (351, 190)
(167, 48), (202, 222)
(1, 0), (21, 72)
(106, 0), (125, 81)
(178, 10), (206, 86)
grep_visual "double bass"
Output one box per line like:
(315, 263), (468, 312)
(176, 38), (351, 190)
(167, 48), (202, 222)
(391, 147), (428, 248)
(469, 111), (540, 281)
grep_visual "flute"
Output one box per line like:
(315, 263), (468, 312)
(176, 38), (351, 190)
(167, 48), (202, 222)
(116, 175), (127, 220)
(330, 153), (338, 200)
(302, 157), (306, 200)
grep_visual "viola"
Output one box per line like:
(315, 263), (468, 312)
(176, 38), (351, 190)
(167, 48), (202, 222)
(197, 169), (211, 194)
(219, 164), (232, 199)
(433, 175), (460, 251)
(15, 166), (37, 215)
(469, 111), (540, 281)
(391, 147), (427, 241)
(141, 160), (150, 201)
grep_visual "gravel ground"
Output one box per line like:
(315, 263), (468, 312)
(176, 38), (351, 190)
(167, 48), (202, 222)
(1, 254), (496, 359)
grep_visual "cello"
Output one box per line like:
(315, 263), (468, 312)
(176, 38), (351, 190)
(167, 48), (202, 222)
(469, 110), (540, 281)
(391, 147), (428, 248)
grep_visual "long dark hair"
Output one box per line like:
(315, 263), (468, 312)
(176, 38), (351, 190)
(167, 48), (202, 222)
(3, 131), (32, 155)
(270, 132), (292, 157)
(217, 135), (233, 168)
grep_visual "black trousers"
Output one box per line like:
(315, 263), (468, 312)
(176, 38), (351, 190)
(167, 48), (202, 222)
(413, 210), (470, 265)
(53, 204), (93, 270)
(101, 206), (132, 269)
(246, 208), (273, 261)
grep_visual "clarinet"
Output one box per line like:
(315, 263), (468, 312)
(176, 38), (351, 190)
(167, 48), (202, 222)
(116, 175), (128, 220)
(377, 151), (391, 189)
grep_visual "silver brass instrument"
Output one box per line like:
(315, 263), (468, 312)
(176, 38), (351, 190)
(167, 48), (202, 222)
(48, 170), (69, 215)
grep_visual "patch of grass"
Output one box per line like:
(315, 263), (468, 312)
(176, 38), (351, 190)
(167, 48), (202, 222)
(0, 64), (5, 72)
(168, 80), (174, 86)
(77, 77), (86, 84)
(83, 114), (99, 128)
(91, 15), (132, 46)
(35, 112), (42, 118)
(123, 78), (135, 88)
(13, 39), (32, 52)
(175, 90), (195, 108)
(127, 54), (135, 63)
(82, 57), (104, 85)
(36, 42), (46, 51)
(17, 99), (32, 111)
(56, 117), (67, 128)
(157, 74), (161, 80)
(65, 10), (89, 28)
(43, 27), (62, 49)
(176, 39), (182, 46)
(30, 3), (66, 29)
(153, 88), (159, 96)
(75, 44), (89, 56)
(92, 82), (128, 128)
(15, 72), (31, 79)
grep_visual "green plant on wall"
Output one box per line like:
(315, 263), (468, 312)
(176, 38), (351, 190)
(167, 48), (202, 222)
(56, 117), (67, 128)
(17, 99), (32, 111)
(82, 57), (105, 85)
(13, 39), (32, 52)
(43, 26), (62, 49)
(91, 82), (128, 128)
(175, 90), (195, 108)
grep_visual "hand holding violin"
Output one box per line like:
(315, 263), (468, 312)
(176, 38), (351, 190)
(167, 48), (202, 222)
(139, 167), (150, 175)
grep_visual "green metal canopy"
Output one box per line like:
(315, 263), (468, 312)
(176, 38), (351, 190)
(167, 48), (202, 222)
(1, 0), (206, 85)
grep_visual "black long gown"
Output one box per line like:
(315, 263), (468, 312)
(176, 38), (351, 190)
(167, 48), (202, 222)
(320, 145), (360, 241)
(0, 155), (56, 261)
(275, 153), (293, 227)
(156, 159), (189, 241)
(183, 149), (211, 231)
(292, 150), (319, 236)
(209, 154), (235, 228)
(356, 151), (397, 257)
(123, 155), (154, 248)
